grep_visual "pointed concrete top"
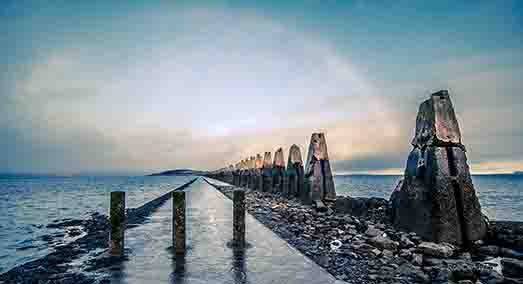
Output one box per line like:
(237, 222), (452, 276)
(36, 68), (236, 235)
(273, 148), (285, 168)
(305, 133), (330, 166)
(287, 144), (303, 167)
(263, 152), (272, 168)
(255, 154), (264, 169)
(412, 90), (462, 148)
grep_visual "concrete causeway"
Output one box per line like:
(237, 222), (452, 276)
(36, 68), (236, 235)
(111, 178), (337, 283)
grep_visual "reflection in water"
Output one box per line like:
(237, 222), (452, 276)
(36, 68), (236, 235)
(232, 247), (247, 284)
(170, 253), (186, 284)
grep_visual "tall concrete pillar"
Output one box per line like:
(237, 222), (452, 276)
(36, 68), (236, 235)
(287, 144), (304, 198)
(304, 133), (336, 202)
(233, 163), (240, 186)
(272, 148), (286, 194)
(254, 154), (264, 191)
(261, 152), (273, 192)
(240, 159), (248, 187)
(390, 90), (486, 245)
(248, 156), (256, 189)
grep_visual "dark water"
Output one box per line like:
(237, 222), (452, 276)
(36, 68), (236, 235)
(0, 175), (193, 274)
(0, 174), (521, 274)
(334, 174), (523, 222)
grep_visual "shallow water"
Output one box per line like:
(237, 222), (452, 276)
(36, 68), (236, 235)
(0, 175), (193, 274)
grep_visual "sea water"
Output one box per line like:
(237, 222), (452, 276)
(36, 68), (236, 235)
(0, 174), (521, 273)
(0, 175), (193, 274)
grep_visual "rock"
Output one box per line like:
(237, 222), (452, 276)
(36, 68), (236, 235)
(390, 91), (487, 245)
(412, 253), (423, 266)
(335, 196), (389, 217)
(369, 235), (399, 251)
(396, 263), (430, 283)
(317, 255), (330, 268)
(432, 267), (452, 283)
(478, 269), (504, 284)
(400, 234), (416, 248)
(382, 249), (394, 258)
(449, 261), (476, 282)
(417, 242), (455, 258)
(479, 245), (501, 257)
(365, 226), (383, 237)
(501, 258), (523, 278)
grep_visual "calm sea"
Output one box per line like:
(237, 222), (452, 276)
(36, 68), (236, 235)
(0, 174), (521, 273)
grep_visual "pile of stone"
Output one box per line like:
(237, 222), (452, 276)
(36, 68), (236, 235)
(211, 183), (523, 284)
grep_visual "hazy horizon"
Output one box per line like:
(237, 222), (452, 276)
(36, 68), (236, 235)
(2, 1), (523, 175)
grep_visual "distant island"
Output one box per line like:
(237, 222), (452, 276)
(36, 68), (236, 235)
(514, 171), (523, 175)
(147, 169), (208, 176)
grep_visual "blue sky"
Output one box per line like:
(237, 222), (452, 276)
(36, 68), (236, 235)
(1, 0), (522, 174)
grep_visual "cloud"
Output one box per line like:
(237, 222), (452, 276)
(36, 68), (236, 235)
(1, 5), (522, 175)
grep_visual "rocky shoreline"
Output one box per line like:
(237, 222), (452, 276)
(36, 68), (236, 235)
(0, 213), (114, 284)
(210, 182), (523, 284)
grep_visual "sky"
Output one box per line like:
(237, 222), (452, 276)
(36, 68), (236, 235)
(1, 0), (522, 175)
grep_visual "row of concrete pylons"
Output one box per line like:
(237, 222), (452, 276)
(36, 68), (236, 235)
(208, 133), (337, 206)
(209, 90), (488, 246)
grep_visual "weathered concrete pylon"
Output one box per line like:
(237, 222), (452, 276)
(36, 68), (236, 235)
(239, 159), (248, 187)
(304, 133), (336, 204)
(272, 148), (286, 194)
(286, 144), (304, 198)
(247, 156), (256, 189)
(261, 152), (273, 192)
(225, 165), (235, 184)
(233, 162), (240, 186)
(254, 154), (264, 191)
(390, 90), (486, 245)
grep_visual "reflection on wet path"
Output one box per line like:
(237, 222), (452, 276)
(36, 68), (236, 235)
(117, 178), (336, 283)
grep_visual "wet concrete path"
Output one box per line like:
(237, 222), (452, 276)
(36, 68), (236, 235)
(112, 178), (336, 284)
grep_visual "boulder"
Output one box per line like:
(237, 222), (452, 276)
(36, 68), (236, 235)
(417, 242), (455, 258)
(369, 235), (399, 251)
(335, 196), (388, 217)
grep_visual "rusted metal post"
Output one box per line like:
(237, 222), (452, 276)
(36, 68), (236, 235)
(173, 191), (186, 254)
(110, 191), (125, 256)
(233, 189), (246, 247)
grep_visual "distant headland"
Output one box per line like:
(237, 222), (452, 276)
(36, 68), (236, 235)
(147, 169), (208, 176)
(515, 171), (523, 175)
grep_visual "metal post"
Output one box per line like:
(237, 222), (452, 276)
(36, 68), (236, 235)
(233, 190), (246, 247)
(110, 191), (125, 256)
(173, 191), (186, 254)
